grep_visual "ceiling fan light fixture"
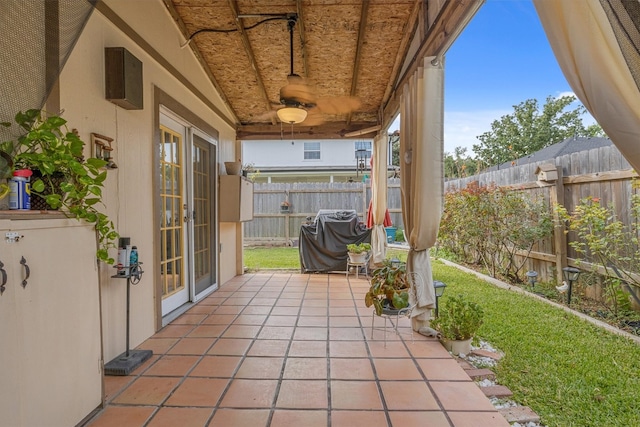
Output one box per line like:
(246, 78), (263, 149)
(277, 106), (307, 124)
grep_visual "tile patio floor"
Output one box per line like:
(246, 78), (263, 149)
(87, 273), (509, 427)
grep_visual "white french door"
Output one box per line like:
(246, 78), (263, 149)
(159, 111), (218, 316)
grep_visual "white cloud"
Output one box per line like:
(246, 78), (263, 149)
(444, 110), (510, 153)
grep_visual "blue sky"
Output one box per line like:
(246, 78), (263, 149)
(397, 0), (592, 154)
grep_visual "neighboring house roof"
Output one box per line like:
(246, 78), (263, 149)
(487, 136), (613, 171)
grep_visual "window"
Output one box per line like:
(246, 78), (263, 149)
(354, 140), (372, 160)
(304, 142), (321, 160)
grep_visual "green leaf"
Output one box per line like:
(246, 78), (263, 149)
(31, 179), (45, 192)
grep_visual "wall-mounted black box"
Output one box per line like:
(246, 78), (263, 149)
(105, 47), (143, 110)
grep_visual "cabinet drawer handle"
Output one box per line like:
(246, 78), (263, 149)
(20, 256), (30, 288)
(0, 261), (6, 295)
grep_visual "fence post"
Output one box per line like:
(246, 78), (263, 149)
(285, 213), (290, 244)
(550, 166), (567, 284)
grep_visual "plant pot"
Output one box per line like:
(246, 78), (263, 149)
(280, 204), (290, 213)
(348, 252), (367, 264)
(30, 170), (64, 211)
(224, 161), (242, 175)
(441, 337), (472, 356)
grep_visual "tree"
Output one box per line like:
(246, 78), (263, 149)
(444, 146), (478, 178)
(472, 95), (605, 167)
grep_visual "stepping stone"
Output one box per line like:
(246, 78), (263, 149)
(456, 359), (475, 370)
(481, 385), (513, 398)
(466, 368), (496, 380)
(471, 349), (503, 360)
(499, 406), (541, 424)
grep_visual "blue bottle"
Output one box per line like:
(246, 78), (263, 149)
(129, 246), (138, 265)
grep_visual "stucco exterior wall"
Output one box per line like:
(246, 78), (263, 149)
(58, 0), (239, 362)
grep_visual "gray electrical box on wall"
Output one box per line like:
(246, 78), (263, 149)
(105, 47), (143, 110)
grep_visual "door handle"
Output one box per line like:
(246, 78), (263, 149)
(0, 260), (6, 295)
(20, 256), (30, 288)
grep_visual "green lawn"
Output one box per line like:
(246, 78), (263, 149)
(243, 247), (640, 426)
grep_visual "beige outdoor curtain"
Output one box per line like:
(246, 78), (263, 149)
(370, 132), (389, 264)
(400, 57), (444, 331)
(534, 0), (640, 171)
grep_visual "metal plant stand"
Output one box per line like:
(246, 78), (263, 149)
(104, 263), (152, 375)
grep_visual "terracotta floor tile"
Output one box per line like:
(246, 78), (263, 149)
(221, 324), (261, 339)
(330, 358), (374, 380)
(165, 377), (228, 406)
(219, 379), (278, 408)
(167, 337), (215, 355)
(207, 338), (252, 356)
(258, 326), (295, 340)
(251, 297), (278, 306)
(223, 297), (253, 306)
(297, 316), (328, 327)
(137, 338), (179, 354)
(187, 325), (227, 338)
(276, 380), (328, 408)
(430, 381), (497, 411)
(367, 341), (410, 358)
(86, 406), (155, 427)
(202, 314), (238, 325)
(112, 376), (180, 405)
(172, 313), (207, 325)
(104, 375), (134, 402)
(265, 315), (298, 326)
(294, 326), (328, 340)
(303, 299), (328, 307)
(147, 407), (212, 427)
(379, 381), (440, 410)
(388, 411), (450, 427)
(447, 411), (511, 427)
(329, 299), (355, 307)
(129, 355), (160, 376)
(248, 339), (290, 357)
(329, 316), (361, 327)
(208, 409), (270, 427)
(329, 307), (358, 316)
(330, 381), (383, 410)
(275, 298), (302, 307)
(213, 305), (244, 315)
(271, 306), (300, 316)
(233, 314), (267, 325)
(189, 355), (241, 378)
(406, 340), (452, 358)
(417, 358), (472, 381)
(283, 357), (327, 379)
(330, 327), (365, 341)
(143, 355), (199, 377)
(331, 410), (388, 427)
(373, 358), (423, 380)
(187, 304), (217, 314)
(153, 324), (195, 338)
(234, 291), (258, 298)
(329, 341), (369, 357)
(236, 357), (284, 379)
(241, 305), (272, 314)
(270, 410), (328, 427)
(288, 340), (328, 357)
(299, 306), (328, 316)
(257, 291), (281, 298)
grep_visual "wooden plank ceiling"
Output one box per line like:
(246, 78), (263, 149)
(164, 0), (481, 140)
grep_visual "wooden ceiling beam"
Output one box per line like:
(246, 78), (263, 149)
(227, 0), (277, 125)
(237, 121), (379, 140)
(381, 0), (484, 129)
(345, 0), (370, 126)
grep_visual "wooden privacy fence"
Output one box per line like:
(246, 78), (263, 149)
(445, 144), (639, 289)
(244, 179), (404, 245)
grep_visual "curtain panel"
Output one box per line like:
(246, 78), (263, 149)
(371, 132), (389, 264)
(534, 0), (640, 171)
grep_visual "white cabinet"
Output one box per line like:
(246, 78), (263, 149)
(0, 217), (102, 427)
(220, 175), (254, 222)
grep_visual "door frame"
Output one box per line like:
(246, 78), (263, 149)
(153, 87), (220, 330)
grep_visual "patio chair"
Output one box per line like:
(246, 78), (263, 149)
(371, 271), (424, 347)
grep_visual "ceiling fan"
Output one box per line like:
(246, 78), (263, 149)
(272, 15), (361, 125)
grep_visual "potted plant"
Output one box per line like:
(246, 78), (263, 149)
(0, 109), (118, 263)
(430, 293), (484, 355)
(280, 200), (291, 213)
(365, 259), (410, 315)
(346, 242), (371, 263)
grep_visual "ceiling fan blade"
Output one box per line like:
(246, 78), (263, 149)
(315, 96), (361, 115)
(280, 82), (316, 106)
(301, 107), (325, 126)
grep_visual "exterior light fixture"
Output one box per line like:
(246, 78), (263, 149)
(433, 280), (447, 317)
(277, 107), (307, 124)
(562, 267), (581, 305)
(525, 270), (538, 289)
(355, 147), (369, 177)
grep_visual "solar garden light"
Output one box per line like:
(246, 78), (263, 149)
(433, 280), (447, 317)
(525, 270), (538, 289)
(390, 257), (401, 269)
(562, 267), (581, 305)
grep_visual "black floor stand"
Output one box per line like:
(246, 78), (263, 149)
(105, 264), (152, 376)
